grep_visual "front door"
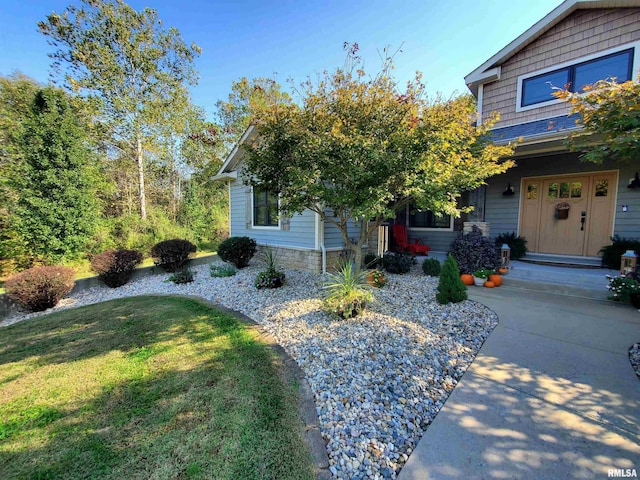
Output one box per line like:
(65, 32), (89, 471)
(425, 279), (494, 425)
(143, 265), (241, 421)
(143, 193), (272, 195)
(519, 172), (617, 256)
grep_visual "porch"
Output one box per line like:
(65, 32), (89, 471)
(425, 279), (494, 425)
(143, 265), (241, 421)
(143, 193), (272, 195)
(427, 251), (618, 300)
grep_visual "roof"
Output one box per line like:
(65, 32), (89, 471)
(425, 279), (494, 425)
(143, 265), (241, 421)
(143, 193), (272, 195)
(212, 125), (258, 181)
(490, 114), (582, 144)
(465, 0), (640, 96)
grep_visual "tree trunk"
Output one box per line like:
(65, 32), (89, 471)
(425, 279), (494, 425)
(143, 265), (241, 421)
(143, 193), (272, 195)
(136, 135), (147, 220)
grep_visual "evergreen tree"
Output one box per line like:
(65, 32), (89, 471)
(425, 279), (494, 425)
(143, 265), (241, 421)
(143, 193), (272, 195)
(11, 87), (100, 265)
(436, 255), (467, 305)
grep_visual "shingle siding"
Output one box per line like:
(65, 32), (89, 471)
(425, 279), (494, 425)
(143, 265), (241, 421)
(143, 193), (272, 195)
(483, 8), (640, 128)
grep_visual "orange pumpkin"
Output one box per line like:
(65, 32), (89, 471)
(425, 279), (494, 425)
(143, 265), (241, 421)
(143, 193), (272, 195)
(488, 274), (503, 287)
(460, 274), (474, 285)
(484, 281), (495, 288)
(498, 268), (508, 274)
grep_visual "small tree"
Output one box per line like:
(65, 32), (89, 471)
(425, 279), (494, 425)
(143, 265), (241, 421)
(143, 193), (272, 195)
(554, 76), (640, 163)
(244, 44), (514, 270)
(436, 255), (467, 304)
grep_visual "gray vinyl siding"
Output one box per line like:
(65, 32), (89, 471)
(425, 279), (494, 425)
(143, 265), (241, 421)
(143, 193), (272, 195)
(483, 152), (640, 240)
(323, 210), (368, 249)
(411, 230), (458, 252)
(229, 179), (317, 249)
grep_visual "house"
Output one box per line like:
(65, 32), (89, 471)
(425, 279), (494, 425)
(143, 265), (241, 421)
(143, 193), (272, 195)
(215, 0), (640, 271)
(463, 0), (640, 259)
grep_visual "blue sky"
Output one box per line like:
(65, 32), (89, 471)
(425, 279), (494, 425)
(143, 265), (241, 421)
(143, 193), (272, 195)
(0, 0), (563, 120)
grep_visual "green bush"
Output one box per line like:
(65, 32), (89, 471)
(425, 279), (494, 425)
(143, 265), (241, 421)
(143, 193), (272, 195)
(600, 236), (640, 270)
(217, 236), (257, 268)
(210, 263), (236, 277)
(323, 261), (373, 319)
(382, 251), (416, 274)
(363, 252), (381, 269)
(606, 275), (640, 303)
(168, 268), (195, 284)
(90, 249), (143, 288)
(5, 265), (75, 312)
(494, 232), (528, 260)
(422, 258), (441, 276)
(436, 255), (467, 305)
(151, 239), (197, 272)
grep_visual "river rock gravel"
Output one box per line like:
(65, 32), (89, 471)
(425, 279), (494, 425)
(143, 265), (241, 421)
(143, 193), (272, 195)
(1, 261), (498, 479)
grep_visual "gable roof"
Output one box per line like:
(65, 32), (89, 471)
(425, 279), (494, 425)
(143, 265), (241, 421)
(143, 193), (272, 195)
(212, 125), (258, 181)
(465, 0), (640, 96)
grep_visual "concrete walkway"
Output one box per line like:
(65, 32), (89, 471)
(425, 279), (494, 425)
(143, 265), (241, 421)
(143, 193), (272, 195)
(399, 285), (640, 479)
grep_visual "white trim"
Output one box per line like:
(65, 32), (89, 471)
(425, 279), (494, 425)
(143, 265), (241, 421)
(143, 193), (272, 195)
(465, 0), (640, 96)
(515, 40), (640, 112)
(406, 206), (455, 231)
(212, 171), (238, 182)
(250, 185), (281, 230)
(477, 84), (484, 124)
(215, 125), (258, 176)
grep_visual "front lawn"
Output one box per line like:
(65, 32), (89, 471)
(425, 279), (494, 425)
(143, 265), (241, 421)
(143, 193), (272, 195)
(0, 296), (314, 480)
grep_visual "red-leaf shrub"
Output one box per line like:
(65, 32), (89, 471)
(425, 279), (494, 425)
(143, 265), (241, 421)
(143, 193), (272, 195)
(90, 249), (143, 288)
(5, 266), (75, 312)
(150, 239), (197, 272)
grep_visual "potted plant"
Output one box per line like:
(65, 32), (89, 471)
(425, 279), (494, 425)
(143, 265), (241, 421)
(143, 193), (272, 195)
(366, 269), (387, 288)
(473, 268), (493, 286)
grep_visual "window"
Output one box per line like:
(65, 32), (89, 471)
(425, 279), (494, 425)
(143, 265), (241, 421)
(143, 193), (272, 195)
(408, 206), (451, 229)
(520, 48), (633, 108)
(252, 187), (279, 227)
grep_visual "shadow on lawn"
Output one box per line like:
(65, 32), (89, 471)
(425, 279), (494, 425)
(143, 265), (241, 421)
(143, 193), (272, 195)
(0, 295), (313, 480)
(0, 296), (237, 367)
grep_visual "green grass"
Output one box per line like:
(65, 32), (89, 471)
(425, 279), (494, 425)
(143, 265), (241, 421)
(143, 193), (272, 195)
(0, 296), (315, 480)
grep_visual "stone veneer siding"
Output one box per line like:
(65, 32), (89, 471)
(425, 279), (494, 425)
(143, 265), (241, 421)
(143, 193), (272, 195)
(483, 8), (640, 128)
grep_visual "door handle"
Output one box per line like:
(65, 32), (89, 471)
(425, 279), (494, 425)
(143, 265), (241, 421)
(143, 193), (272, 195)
(581, 211), (586, 231)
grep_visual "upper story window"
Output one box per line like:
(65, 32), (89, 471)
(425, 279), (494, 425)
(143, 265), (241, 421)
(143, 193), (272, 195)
(252, 187), (279, 227)
(408, 205), (452, 229)
(519, 47), (634, 109)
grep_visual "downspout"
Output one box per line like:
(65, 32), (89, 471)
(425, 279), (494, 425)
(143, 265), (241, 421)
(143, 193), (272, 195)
(315, 211), (326, 274)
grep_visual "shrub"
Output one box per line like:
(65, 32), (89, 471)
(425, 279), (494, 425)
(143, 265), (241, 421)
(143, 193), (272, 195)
(168, 268), (195, 284)
(5, 266), (75, 312)
(422, 258), (441, 276)
(217, 236), (257, 268)
(436, 255), (467, 305)
(90, 249), (143, 288)
(363, 252), (381, 269)
(448, 226), (501, 275)
(381, 251), (416, 274)
(255, 248), (285, 289)
(606, 275), (640, 303)
(151, 239), (197, 272)
(210, 263), (236, 277)
(600, 236), (640, 270)
(494, 232), (528, 260)
(323, 261), (373, 319)
(367, 269), (387, 288)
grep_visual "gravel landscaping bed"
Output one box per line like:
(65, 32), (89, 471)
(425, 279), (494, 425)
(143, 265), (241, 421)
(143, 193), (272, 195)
(1, 262), (498, 480)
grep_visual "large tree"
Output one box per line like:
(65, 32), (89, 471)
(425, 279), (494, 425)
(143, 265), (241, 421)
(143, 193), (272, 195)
(0, 73), (41, 264)
(554, 76), (640, 163)
(39, 0), (201, 219)
(244, 47), (514, 268)
(10, 87), (101, 265)
(216, 77), (291, 151)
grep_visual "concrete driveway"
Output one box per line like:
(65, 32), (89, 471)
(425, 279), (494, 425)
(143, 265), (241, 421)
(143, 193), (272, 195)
(399, 285), (640, 480)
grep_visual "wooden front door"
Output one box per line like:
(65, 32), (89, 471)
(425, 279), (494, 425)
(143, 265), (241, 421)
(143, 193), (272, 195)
(519, 172), (617, 256)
